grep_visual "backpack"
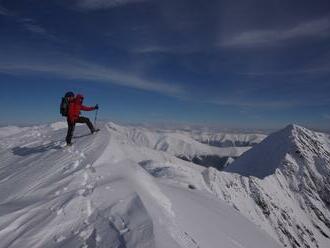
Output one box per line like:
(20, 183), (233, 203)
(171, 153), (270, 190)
(60, 92), (74, 117)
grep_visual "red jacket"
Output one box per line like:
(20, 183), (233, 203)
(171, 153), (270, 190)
(68, 94), (95, 123)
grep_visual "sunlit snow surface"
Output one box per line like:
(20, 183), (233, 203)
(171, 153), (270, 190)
(0, 122), (326, 247)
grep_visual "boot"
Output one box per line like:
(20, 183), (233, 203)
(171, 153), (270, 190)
(92, 128), (100, 134)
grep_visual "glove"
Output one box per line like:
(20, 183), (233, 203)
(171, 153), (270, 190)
(95, 104), (99, 110)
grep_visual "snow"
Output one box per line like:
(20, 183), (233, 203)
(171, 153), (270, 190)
(106, 122), (250, 159)
(217, 124), (330, 247)
(190, 132), (266, 148)
(0, 122), (281, 248)
(50, 121), (67, 131)
(0, 126), (28, 138)
(225, 124), (294, 178)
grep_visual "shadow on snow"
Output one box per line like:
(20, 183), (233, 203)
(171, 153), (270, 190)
(11, 143), (62, 156)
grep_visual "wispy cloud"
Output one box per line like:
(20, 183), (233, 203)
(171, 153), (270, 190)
(0, 6), (61, 42)
(210, 96), (330, 109)
(211, 98), (297, 108)
(132, 45), (174, 54)
(76, 0), (147, 10)
(0, 55), (184, 97)
(131, 44), (204, 54)
(238, 66), (330, 77)
(17, 18), (63, 43)
(0, 5), (11, 16)
(220, 17), (330, 47)
(17, 18), (48, 34)
(323, 114), (330, 120)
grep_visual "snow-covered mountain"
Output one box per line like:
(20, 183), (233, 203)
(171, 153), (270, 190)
(0, 121), (279, 248)
(190, 132), (266, 148)
(204, 124), (330, 248)
(1, 121), (328, 248)
(104, 122), (251, 170)
(107, 122), (250, 157)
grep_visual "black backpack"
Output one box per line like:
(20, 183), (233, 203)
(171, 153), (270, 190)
(60, 92), (74, 117)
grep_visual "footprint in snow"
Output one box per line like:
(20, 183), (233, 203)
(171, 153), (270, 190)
(62, 160), (80, 173)
(86, 164), (96, 173)
(86, 199), (93, 217)
(119, 228), (129, 235)
(79, 184), (95, 197)
(57, 208), (63, 215)
(170, 225), (200, 248)
(78, 189), (85, 196)
(105, 186), (113, 191)
(72, 160), (80, 169)
(82, 171), (89, 186)
(54, 235), (66, 243)
(54, 187), (67, 196)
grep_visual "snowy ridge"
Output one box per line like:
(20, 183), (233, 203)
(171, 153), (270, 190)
(0, 122), (280, 248)
(190, 132), (266, 148)
(106, 122), (249, 160)
(203, 124), (330, 248)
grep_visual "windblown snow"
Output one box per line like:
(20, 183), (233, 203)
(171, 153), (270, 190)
(221, 124), (330, 248)
(0, 122), (329, 248)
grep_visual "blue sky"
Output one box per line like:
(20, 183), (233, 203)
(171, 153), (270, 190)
(0, 0), (330, 130)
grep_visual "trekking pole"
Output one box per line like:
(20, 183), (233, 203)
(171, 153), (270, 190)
(94, 108), (98, 126)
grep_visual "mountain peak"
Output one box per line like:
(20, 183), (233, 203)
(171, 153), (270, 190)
(210, 124), (330, 248)
(225, 124), (324, 178)
(284, 123), (301, 131)
(282, 123), (310, 134)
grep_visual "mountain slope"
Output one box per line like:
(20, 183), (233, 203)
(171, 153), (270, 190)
(106, 122), (249, 159)
(191, 132), (266, 148)
(203, 124), (330, 247)
(0, 122), (280, 248)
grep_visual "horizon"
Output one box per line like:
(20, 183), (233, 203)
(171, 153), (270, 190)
(1, 119), (329, 134)
(1, 0), (330, 130)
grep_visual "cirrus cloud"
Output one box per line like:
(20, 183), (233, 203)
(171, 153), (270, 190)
(220, 17), (330, 47)
(0, 52), (184, 97)
(75, 0), (148, 10)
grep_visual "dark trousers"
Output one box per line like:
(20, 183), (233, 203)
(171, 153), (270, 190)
(66, 116), (95, 144)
